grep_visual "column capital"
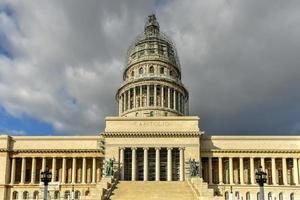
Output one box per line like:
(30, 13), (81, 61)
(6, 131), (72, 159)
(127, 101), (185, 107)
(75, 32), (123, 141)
(143, 147), (149, 151)
(167, 147), (173, 150)
(155, 147), (161, 150)
(179, 147), (185, 150)
(131, 147), (137, 150)
(119, 147), (125, 150)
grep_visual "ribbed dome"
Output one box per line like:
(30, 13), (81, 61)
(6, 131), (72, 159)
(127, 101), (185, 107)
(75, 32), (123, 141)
(126, 15), (181, 71)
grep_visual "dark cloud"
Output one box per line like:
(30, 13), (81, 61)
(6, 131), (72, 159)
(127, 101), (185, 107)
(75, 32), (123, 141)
(0, 0), (299, 135)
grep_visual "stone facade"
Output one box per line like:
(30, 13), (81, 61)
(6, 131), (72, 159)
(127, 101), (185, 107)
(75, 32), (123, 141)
(0, 14), (299, 200)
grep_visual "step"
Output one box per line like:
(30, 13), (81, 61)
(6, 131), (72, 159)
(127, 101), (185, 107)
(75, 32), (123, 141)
(110, 181), (195, 200)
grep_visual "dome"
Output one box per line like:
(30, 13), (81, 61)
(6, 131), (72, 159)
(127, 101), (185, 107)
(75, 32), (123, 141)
(126, 15), (181, 71)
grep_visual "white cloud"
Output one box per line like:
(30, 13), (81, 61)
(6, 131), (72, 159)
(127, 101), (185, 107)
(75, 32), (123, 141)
(0, 0), (300, 135)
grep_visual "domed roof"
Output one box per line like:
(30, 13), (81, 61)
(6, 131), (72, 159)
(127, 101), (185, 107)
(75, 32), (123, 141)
(126, 15), (181, 71)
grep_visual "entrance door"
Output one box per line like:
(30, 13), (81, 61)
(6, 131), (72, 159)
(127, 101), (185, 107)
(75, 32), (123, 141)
(137, 149), (144, 180)
(148, 148), (156, 181)
(172, 148), (180, 181)
(124, 148), (132, 180)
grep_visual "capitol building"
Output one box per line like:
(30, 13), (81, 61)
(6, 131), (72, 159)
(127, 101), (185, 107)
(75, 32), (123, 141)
(0, 15), (299, 200)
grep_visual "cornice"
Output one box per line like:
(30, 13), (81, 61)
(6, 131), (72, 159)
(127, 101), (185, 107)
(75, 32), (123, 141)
(0, 148), (103, 153)
(103, 131), (201, 138)
(201, 149), (300, 154)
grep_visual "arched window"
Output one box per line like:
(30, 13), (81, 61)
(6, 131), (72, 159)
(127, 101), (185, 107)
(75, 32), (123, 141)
(131, 71), (134, 77)
(246, 192), (250, 200)
(268, 192), (272, 200)
(279, 192), (283, 200)
(33, 191), (39, 200)
(23, 191), (29, 199)
(160, 67), (164, 74)
(149, 111), (154, 117)
(149, 66), (154, 74)
(64, 191), (70, 200)
(225, 191), (229, 200)
(170, 70), (173, 76)
(139, 67), (143, 74)
(12, 191), (18, 200)
(75, 191), (81, 200)
(290, 193), (294, 200)
(54, 191), (60, 199)
(257, 192), (260, 200)
(85, 190), (90, 196)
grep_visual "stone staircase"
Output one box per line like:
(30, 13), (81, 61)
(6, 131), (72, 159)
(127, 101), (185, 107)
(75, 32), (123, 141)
(188, 177), (223, 200)
(109, 181), (195, 200)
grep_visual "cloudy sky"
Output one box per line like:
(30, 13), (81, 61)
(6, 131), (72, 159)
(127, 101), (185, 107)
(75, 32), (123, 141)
(0, 0), (300, 136)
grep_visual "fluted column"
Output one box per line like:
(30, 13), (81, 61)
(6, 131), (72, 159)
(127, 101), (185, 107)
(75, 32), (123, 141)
(218, 157), (223, 184)
(92, 157), (96, 183)
(133, 87), (136, 108)
(271, 157), (277, 185)
(120, 148), (125, 180)
(167, 148), (172, 181)
(154, 84), (157, 106)
(52, 158), (56, 182)
(167, 87), (170, 108)
(139, 85), (142, 107)
(42, 157), (46, 172)
(208, 157), (213, 184)
(229, 157), (233, 184)
(199, 157), (203, 178)
(173, 90), (176, 110)
(128, 89), (131, 109)
(132, 148), (137, 181)
(82, 158), (86, 184)
(282, 158), (288, 185)
(293, 158), (299, 185)
(143, 148), (148, 181)
(10, 158), (16, 184)
(155, 148), (160, 181)
(119, 95), (122, 115)
(122, 93), (125, 111)
(147, 85), (150, 107)
(62, 157), (66, 184)
(239, 157), (244, 185)
(179, 148), (184, 181)
(72, 158), (76, 184)
(161, 85), (164, 107)
(20, 157), (26, 184)
(250, 157), (255, 184)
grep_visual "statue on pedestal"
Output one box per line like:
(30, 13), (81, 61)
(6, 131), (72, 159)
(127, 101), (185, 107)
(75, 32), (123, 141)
(104, 158), (114, 177)
(189, 158), (198, 177)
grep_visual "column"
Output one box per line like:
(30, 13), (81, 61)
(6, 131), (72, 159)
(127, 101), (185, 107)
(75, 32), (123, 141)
(250, 157), (255, 184)
(119, 95), (122, 115)
(139, 85), (142, 107)
(173, 90), (176, 110)
(155, 148), (160, 181)
(199, 157), (203, 178)
(218, 157), (223, 184)
(92, 157), (96, 183)
(293, 158), (299, 185)
(132, 148), (137, 181)
(261, 157), (265, 170)
(20, 157), (26, 184)
(147, 85), (150, 107)
(10, 158), (16, 184)
(122, 93), (125, 111)
(298, 158), (300, 185)
(128, 89), (131, 109)
(282, 158), (287, 185)
(167, 87), (170, 108)
(82, 158), (86, 183)
(120, 148), (125, 180)
(179, 148), (184, 181)
(133, 87), (136, 108)
(161, 85), (164, 107)
(42, 157), (46, 172)
(154, 84), (157, 106)
(229, 157), (233, 184)
(143, 148), (148, 181)
(271, 157), (277, 185)
(72, 157), (76, 184)
(239, 158), (244, 185)
(62, 157), (66, 184)
(167, 148), (172, 181)
(52, 157), (56, 182)
(30, 158), (36, 184)
(208, 157), (213, 184)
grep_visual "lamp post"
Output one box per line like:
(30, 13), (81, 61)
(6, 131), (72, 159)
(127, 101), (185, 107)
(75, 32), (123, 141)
(41, 166), (52, 200)
(255, 165), (267, 200)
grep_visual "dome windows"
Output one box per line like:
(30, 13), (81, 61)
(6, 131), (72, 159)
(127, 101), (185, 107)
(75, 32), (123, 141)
(149, 66), (154, 74)
(160, 67), (164, 74)
(139, 67), (144, 74)
(131, 71), (134, 77)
